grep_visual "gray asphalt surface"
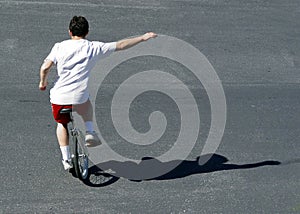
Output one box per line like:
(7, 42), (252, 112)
(1, 0), (300, 213)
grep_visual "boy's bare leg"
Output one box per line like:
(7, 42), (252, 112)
(56, 123), (69, 146)
(75, 99), (101, 147)
(56, 123), (72, 170)
(75, 99), (93, 122)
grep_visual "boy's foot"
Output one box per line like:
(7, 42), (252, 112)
(85, 131), (102, 147)
(62, 159), (73, 170)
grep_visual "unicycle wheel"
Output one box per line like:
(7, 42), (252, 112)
(72, 135), (89, 180)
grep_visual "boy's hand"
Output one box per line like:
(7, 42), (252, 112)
(39, 81), (48, 91)
(141, 32), (158, 41)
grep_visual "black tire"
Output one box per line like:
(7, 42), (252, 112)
(72, 135), (80, 179)
(72, 135), (89, 180)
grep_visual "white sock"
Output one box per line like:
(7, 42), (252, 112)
(85, 121), (94, 133)
(60, 145), (70, 161)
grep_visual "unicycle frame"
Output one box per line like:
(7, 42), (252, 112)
(60, 108), (89, 180)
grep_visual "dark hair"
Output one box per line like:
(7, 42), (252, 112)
(69, 16), (89, 37)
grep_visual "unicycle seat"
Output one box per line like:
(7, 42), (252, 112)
(60, 108), (73, 114)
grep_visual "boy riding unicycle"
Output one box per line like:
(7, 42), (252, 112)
(39, 16), (157, 171)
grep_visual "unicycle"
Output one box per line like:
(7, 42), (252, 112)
(60, 108), (89, 180)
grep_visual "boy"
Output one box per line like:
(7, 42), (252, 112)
(39, 16), (157, 170)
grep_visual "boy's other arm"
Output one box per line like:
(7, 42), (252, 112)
(116, 32), (157, 51)
(39, 59), (53, 91)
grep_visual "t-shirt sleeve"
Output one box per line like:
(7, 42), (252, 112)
(45, 43), (59, 64)
(93, 41), (117, 59)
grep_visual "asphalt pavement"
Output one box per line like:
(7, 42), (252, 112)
(0, 0), (299, 213)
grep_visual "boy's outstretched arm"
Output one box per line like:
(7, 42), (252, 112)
(39, 59), (53, 91)
(116, 32), (157, 51)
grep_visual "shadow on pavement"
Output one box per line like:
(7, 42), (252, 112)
(152, 154), (281, 181)
(81, 166), (120, 187)
(82, 154), (281, 187)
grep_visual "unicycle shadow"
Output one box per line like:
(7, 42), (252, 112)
(84, 153), (281, 186)
(81, 164), (120, 187)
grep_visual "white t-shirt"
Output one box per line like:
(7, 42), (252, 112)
(45, 39), (116, 105)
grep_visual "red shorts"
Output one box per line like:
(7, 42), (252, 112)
(51, 104), (73, 124)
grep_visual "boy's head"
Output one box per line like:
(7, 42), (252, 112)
(69, 16), (89, 38)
